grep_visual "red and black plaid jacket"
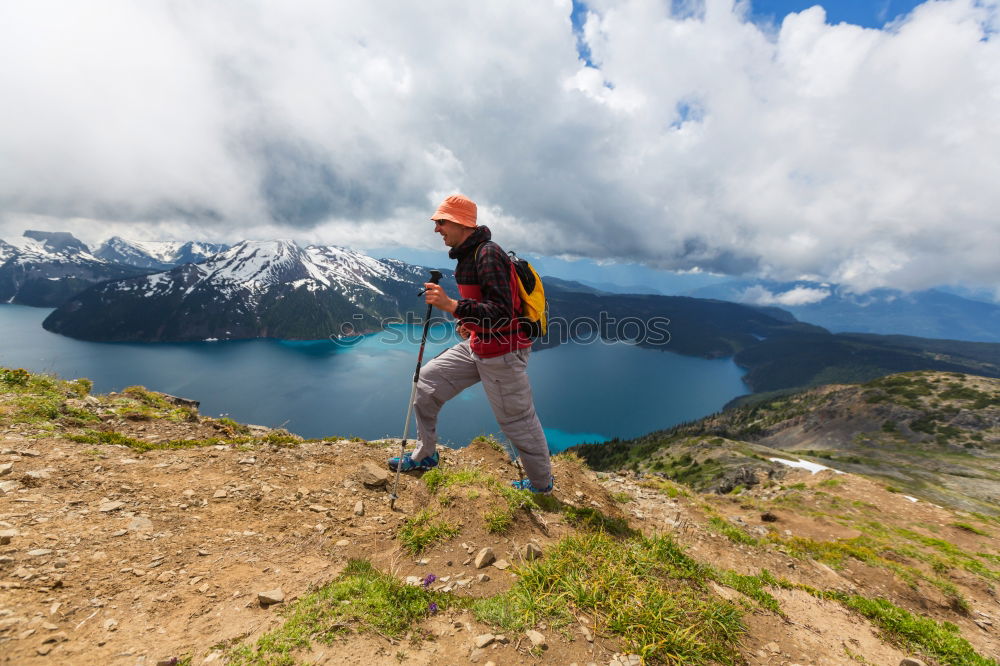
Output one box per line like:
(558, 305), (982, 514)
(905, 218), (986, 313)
(449, 226), (532, 358)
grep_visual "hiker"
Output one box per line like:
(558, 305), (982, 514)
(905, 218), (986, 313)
(387, 194), (554, 493)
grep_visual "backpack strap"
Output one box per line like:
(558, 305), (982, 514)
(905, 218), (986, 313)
(472, 241), (521, 314)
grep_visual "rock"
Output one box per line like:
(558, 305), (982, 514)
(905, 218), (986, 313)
(492, 559), (510, 570)
(405, 576), (422, 585)
(520, 543), (542, 561)
(609, 655), (642, 666)
(128, 516), (154, 532)
(0, 480), (23, 493)
(43, 631), (68, 643)
(24, 469), (52, 480)
(213, 489), (228, 499)
(354, 501), (365, 517)
(580, 624), (594, 642)
(357, 462), (390, 488)
(99, 501), (125, 513)
(761, 511), (779, 522)
(474, 633), (495, 648)
(524, 629), (547, 649)
(0, 529), (17, 545)
(308, 505), (329, 513)
(28, 548), (53, 557)
(477, 573), (490, 583)
(764, 641), (780, 653)
(238, 457), (256, 465)
(468, 648), (486, 663)
(474, 547), (496, 569)
(0, 463), (12, 476)
(334, 539), (350, 547)
(258, 588), (285, 606)
(36, 645), (52, 656)
(104, 618), (118, 632)
(900, 660), (927, 666)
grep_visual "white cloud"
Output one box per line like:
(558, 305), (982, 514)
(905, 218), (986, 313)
(1, 0), (998, 294)
(740, 284), (831, 306)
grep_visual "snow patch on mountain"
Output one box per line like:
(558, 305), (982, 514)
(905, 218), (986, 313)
(0, 240), (17, 264)
(2, 232), (103, 265)
(113, 240), (419, 308)
(95, 237), (228, 269)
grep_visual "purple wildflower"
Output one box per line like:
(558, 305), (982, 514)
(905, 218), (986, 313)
(422, 573), (437, 588)
(428, 601), (439, 614)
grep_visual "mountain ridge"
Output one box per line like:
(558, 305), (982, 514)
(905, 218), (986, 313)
(41, 240), (453, 342)
(0, 230), (149, 307)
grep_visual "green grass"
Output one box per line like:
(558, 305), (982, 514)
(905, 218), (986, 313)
(122, 385), (170, 408)
(640, 478), (689, 498)
(611, 491), (632, 503)
(470, 433), (505, 453)
(484, 506), (513, 533)
(421, 466), (543, 534)
(228, 560), (452, 665)
(952, 522), (990, 536)
(561, 505), (636, 537)
(715, 570), (783, 614)
(0, 367), (100, 426)
(838, 595), (996, 666)
(473, 532), (744, 665)
(397, 510), (460, 554)
(67, 430), (226, 453)
(214, 416), (251, 435)
(731, 572), (996, 666)
(707, 516), (760, 547)
(421, 467), (494, 494)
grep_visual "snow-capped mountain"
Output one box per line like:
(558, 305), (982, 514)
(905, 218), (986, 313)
(0, 231), (150, 307)
(95, 237), (228, 269)
(42, 240), (454, 342)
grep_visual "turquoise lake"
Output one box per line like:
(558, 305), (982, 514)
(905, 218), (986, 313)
(0, 304), (748, 451)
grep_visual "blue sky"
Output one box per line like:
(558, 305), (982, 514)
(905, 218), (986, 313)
(750, 0), (926, 28)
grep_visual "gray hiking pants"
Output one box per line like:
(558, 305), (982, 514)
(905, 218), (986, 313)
(411, 339), (552, 487)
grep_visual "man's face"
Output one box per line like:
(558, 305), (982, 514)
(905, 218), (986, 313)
(434, 218), (472, 247)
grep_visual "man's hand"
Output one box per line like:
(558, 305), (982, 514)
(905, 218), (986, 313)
(457, 323), (471, 339)
(424, 283), (458, 313)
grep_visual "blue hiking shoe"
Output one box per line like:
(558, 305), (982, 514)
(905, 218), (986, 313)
(387, 451), (439, 472)
(510, 476), (554, 494)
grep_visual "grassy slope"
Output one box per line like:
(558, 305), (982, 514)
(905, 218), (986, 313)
(2, 366), (998, 665)
(572, 371), (1000, 515)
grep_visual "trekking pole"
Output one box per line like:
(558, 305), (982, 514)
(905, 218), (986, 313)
(390, 269), (443, 511)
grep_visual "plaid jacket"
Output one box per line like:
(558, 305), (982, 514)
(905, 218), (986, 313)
(449, 226), (532, 358)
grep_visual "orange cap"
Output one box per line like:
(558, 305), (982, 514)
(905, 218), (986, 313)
(431, 194), (477, 228)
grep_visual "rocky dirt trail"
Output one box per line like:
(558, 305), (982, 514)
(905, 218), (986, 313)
(1, 378), (998, 665)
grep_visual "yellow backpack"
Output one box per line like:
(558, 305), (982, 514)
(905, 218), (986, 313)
(507, 251), (547, 338)
(474, 243), (548, 338)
